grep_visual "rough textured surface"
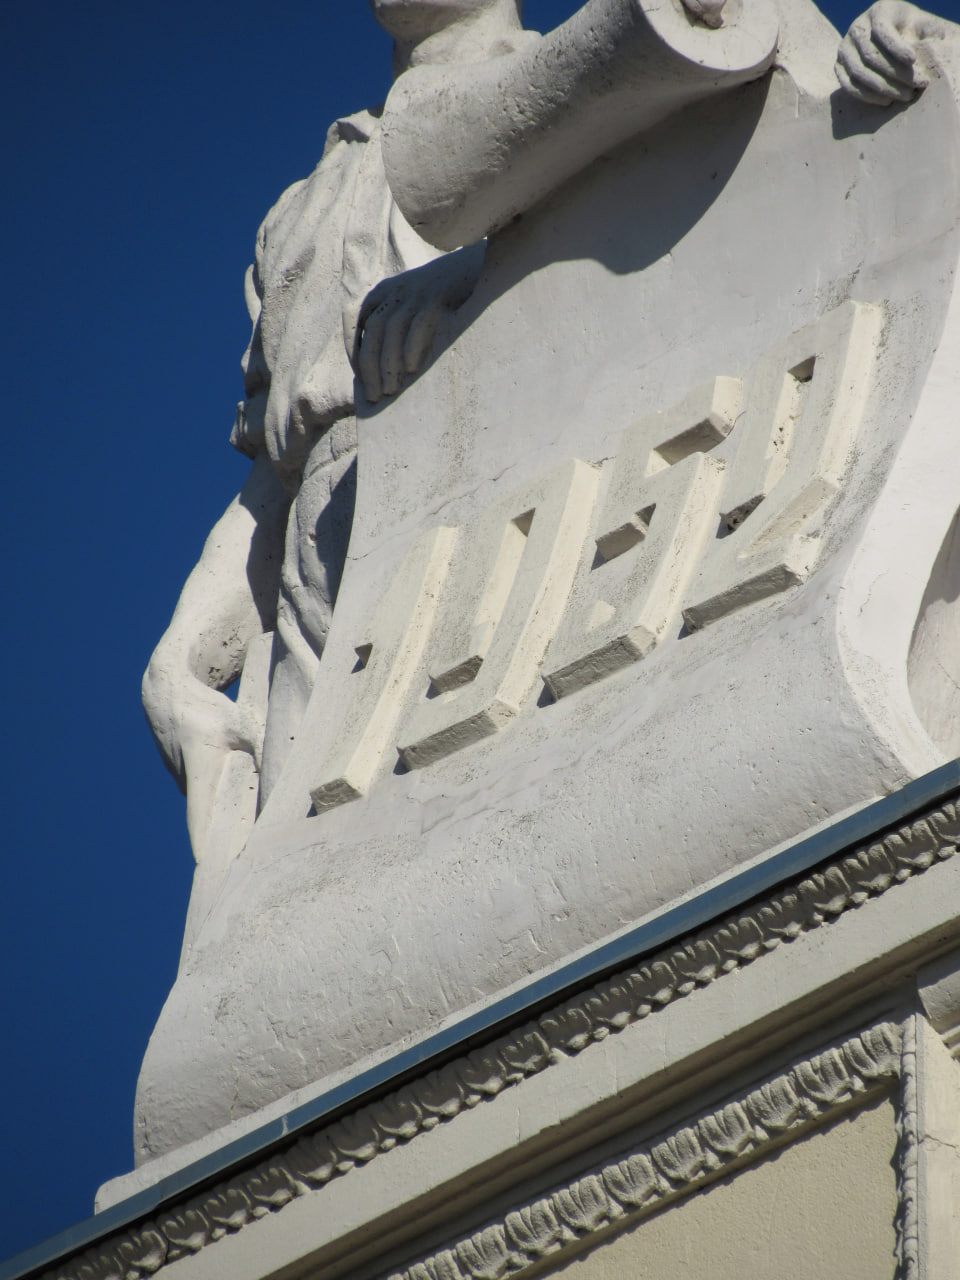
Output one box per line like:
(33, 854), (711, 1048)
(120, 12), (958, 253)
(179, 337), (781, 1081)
(82, 791), (959, 1280)
(62, 1019), (902, 1280)
(136, 0), (960, 1169)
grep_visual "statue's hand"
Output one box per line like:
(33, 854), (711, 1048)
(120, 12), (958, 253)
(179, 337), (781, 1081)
(356, 244), (485, 404)
(143, 658), (265, 858)
(836, 1), (951, 104)
(677, 0), (727, 30)
(175, 683), (265, 860)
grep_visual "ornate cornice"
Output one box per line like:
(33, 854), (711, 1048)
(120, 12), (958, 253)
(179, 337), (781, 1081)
(44, 797), (958, 1280)
(386, 1022), (902, 1280)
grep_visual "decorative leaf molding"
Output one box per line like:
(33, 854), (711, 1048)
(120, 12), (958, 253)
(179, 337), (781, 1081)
(385, 1022), (903, 1280)
(43, 797), (959, 1280)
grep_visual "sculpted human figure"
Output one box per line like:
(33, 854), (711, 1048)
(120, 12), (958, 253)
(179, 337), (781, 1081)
(142, 2), (512, 858)
(143, 0), (956, 868)
(126, 0), (960, 1174)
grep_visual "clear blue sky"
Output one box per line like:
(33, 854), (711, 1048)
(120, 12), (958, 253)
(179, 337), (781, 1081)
(1, 0), (956, 1265)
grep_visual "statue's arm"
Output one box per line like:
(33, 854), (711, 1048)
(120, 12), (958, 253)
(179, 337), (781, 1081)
(381, 0), (778, 251)
(142, 453), (289, 844)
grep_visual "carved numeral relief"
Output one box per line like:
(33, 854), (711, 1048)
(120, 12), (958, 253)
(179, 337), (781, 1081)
(397, 458), (600, 770)
(306, 302), (882, 807)
(543, 380), (738, 700)
(309, 526), (457, 812)
(682, 300), (883, 630)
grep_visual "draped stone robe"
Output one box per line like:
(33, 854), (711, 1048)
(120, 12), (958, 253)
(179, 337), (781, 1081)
(230, 108), (439, 803)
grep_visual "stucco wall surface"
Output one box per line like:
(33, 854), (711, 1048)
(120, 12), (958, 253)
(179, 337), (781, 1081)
(541, 1098), (898, 1280)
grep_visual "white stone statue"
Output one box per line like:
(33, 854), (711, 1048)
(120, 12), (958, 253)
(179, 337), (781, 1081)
(143, 0), (785, 868)
(132, 0), (960, 1172)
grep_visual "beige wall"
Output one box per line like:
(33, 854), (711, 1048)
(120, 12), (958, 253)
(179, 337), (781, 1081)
(545, 1097), (898, 1280)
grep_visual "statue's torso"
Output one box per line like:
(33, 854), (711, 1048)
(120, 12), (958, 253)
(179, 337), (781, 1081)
(240, 110), (439, 797)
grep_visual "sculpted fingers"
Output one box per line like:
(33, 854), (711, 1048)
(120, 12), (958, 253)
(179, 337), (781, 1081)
(850, 12), (911, 78)
(358, 299), (390, 402)
(871, 5), (934, 87)
(356, 281), (386, 364)
(358, 252), (487, 400)
(834, 1), (945, 104)
(838, 46), (917, 100)
(379, 302), (416, 398)
(835, 55), (897, 103)
(869, 1), (921, 63)
(837, 8), (920, 102)
(357, 250), (485, 402)
(403, 297), (445, 376)
(358, 284), (427, 401)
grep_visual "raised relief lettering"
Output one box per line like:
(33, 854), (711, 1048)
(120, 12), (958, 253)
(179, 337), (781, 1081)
(543, 379), (737, 699)
(397, 458), (600, 769)
(309, 526), (457, 812)
(308, 304), (882, 802)
(682, 301), (883, 630)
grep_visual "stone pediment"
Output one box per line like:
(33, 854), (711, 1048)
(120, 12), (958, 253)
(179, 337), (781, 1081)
(134, 9), (960, 1164)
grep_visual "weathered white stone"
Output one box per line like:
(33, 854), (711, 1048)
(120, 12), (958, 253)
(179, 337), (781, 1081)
(101, 841), (960, 1276)
(135, 0), (960, 1170)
